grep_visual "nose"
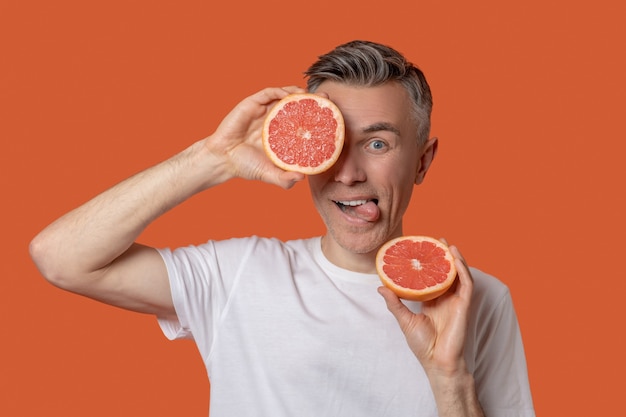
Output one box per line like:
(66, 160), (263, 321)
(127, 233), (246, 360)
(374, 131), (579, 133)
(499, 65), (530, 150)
(332, 144), (366, 185)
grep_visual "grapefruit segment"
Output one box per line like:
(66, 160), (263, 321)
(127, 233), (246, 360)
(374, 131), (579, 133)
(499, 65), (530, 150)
(376, 236), (457, 301)
(262, 93), (345, 175)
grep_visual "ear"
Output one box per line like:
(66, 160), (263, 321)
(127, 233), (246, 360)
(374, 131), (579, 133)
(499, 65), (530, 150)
(415, 137), (438, 185)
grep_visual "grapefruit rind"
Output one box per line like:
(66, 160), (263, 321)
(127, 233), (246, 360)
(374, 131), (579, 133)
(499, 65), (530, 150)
(375, 236), (457, 302)
(262, 93), (345, 175)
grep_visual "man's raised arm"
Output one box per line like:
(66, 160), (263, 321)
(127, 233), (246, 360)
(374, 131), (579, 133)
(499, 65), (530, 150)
(29, 87), (305, 317)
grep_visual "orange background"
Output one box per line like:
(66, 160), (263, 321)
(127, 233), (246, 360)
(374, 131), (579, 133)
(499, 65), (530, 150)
(2, 0), (625, 415)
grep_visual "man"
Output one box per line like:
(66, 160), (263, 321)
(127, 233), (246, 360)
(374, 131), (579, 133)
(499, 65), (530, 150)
(30, 40), (534, 416)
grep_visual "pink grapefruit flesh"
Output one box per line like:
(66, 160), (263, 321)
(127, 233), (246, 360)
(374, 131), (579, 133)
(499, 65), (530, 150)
(376, 236), (457, 301)
(262, 93), (345, 175)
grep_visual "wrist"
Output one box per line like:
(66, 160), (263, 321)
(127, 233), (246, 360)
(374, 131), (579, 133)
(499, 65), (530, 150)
(174, 138), (233, 191)
(426, 369), (485, 417)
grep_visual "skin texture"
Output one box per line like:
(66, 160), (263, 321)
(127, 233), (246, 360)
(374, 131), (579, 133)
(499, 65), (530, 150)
(30, 84), (484, 416)
(308, 81), (437, 273)
(29, 86), (306, 317)
(379, 246), (485, 416)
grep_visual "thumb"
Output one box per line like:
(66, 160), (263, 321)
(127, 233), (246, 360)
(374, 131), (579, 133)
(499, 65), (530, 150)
(254, 162), (305, 189)
(378, 286), (433, 361)
(378, 286), (413, 326)
(276, 170), (305, 189)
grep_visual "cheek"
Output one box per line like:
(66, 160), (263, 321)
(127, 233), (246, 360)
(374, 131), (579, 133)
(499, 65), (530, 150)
(307, 174), (322, 191)
(306, 176), (327, 205)
(386, 171), (417, 210)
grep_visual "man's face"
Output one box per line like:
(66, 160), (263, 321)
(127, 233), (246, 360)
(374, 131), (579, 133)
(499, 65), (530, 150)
(308, 81), (435, 271)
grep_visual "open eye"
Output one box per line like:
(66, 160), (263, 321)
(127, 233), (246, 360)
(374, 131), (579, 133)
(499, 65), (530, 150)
(367, 139), (387, 152)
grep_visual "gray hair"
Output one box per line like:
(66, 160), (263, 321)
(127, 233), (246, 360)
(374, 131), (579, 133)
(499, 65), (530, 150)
(305, 40), (433, 145)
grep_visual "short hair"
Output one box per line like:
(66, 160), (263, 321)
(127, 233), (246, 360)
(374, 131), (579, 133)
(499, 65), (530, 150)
(305, 40), (433, 145)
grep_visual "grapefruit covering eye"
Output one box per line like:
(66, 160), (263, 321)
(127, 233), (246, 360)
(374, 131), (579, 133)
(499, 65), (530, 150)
(262, 93), (345, 175)
(376, 236), (457, 301)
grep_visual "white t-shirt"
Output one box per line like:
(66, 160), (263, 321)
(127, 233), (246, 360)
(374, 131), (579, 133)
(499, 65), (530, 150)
(157, 236), (534, 417)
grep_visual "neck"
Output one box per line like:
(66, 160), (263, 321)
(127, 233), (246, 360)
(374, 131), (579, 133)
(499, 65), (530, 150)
(320, 235), (379, 274)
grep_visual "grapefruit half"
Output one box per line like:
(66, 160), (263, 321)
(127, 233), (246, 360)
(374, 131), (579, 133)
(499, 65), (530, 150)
(376, 236), (457, 302)
(262, 93), (345, 175)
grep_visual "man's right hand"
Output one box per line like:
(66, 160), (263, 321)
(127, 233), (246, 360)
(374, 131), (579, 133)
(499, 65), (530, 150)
(203, 86), (306, 189)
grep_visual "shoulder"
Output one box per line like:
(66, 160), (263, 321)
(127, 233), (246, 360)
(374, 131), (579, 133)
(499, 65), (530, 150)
(468, 267), (514, 316)
(469, 267), (509, 296)
(211, 235), (318, 256)
(170, 236), (320, 267)
(161, 236), (320, 266)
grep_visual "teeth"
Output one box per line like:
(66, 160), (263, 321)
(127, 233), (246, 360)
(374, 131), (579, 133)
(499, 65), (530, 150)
(336, 199), (368, 206)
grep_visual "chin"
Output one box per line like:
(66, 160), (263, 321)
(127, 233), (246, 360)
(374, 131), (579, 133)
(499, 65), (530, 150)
(332, 227), (391, 255)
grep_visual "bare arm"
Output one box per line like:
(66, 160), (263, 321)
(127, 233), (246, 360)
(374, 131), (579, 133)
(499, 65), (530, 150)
(379, 245), (485, 417)
(29, 86), (305, 317)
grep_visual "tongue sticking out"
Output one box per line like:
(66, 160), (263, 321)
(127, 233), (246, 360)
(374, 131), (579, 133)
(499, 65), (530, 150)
(344, 201), (380, 222)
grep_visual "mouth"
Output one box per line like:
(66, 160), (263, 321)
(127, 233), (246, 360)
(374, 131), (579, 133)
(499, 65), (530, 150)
(333, 199), (379, 209)
(332, 199), (380, 222)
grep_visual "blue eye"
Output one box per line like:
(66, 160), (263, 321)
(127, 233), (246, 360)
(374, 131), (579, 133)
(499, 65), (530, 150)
(369, 140), (386, 150)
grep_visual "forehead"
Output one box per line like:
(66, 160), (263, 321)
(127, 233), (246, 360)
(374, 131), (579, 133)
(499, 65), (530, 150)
(313, 81), (415, 136)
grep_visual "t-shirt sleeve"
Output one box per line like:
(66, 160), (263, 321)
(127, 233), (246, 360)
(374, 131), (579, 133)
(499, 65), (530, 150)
(155, 247), (193, 340)
(155, 240), (239, 348)
(470, 270), (535, 416)
(154, 238), (260, 352)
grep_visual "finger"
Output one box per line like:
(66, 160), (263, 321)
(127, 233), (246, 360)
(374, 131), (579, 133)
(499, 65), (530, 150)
(252, 87), (295, 106)
(449, 245), (470, 280)
(255, 162), (304, 189)
(378, 286), (414, 325)
(378, 287), (433, 354)
(449, 245), (474, 300)
(310, 91), (330, 99)
(281, 86), (307, 95)
(276, 170), (305, 189)
(448, 244), (467, 265)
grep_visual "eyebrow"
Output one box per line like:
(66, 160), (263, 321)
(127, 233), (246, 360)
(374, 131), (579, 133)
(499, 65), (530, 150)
(362, 122), (401, 136)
